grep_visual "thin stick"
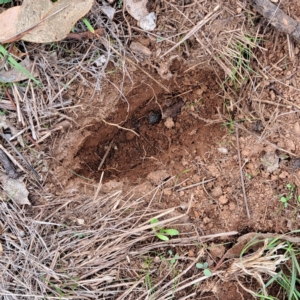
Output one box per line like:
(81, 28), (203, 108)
(160, 5), (221, 58)
(93, 172), (104, 201)
(235, 127), (250, 219)
(176, 178), (215, 192)
(101, 118), (139, 137)
(1, 133), (41, 181)
(0, 144), (25, 172)
(106, 43), (170, 93)
(98, 139), (114, 171)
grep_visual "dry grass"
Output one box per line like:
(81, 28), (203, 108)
(0, 182), (237, 299)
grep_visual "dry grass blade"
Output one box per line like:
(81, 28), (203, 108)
(161, 5), (221, 58)
(0, 181), (238, 299)
(222, 239), (289, 297)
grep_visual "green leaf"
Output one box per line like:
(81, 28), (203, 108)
(0, 45), (41, 86)
(156, 233), (169, 241)
(163, 229), (179, 236)
(150, 218), (159, 224)
(203, 269), (212, 277)
(280, 197), (287, 203)
(0, 0), (11, 4)
(82, 17), (94, 33)
(196, 263), (203, 269)
(203, 262), (209, 268)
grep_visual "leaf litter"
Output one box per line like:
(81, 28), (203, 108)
(0, 0), (94, 43)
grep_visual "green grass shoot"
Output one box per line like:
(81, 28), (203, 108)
(0, 45), (41, 86)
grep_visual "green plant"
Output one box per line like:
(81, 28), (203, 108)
(174, 168), (190, 187)
(0, 0), (11, 4)
(82, 17), (94, 33)
(0, 45), (41, 86)
(242, 233), (300, 299)
(280, 183), (295, 208)
(196, 261), (212, 277)
(150, 218), (179, 241)
(168, 250), (180, 265)
(117, 0), (123, 9)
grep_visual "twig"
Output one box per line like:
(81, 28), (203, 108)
(101, 118), (139, 137)
(160, 5), (221, 58)
(1, 133), (41, 181)
(0, 144), (25, 173)
(235, 127), (250, 219)
(0, 148), (18, 178)
(93, 172), (104, 201)
(106, 43), (171, 93)
(176, 178), (215, 192)
(5, 88), (17, 111)
(66, 28), (104, 41)
(98, 139), (114, 171)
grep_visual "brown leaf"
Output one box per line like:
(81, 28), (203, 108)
(17, 0), (94, 43)
(0, 57), (39, 83)
(0, 6), (21, 43)
(0, 172), (30, 205)
(0, 0), (94, 44)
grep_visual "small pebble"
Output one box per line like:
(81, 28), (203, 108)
(148, 112), (161, 125)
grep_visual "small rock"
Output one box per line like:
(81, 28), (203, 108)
(101, 180), (123, 193)
(130, 41), (152, 56)
(261, 152), (280, 173)
(154, 256), (161, 263)
(218, 195), (228, 204)
(147, 170), (169, 185)
(218, 147), (228, 154)
(229, 202), (236, 211)
(196, 88), (203, 96)
(164, 117), (175, 129)
(76, 219), (85, 225)
(163, 188), (172, 196)
(126, 131), (136, 140)
(294, 122), (300, 135)
(290, 158), (300, 170)
(203, 217), (211, 224)
(188, 249), (195, 257)
(279, 171), (289, 179)
(148, 112), (161, 125)
(211, 186), (223, 198)
(139, 12), (156, 31)
(209, 242), (226, 258)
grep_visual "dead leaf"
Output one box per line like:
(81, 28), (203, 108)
(18, 0), (94, 43)
(0, 172), (30, 205)
(0, 6), (21, 43)
(0, 0), (94, 43)
(0, 57), (39, 83)
(100, 5), (115, 21)
(126, 0), (156, 31)
(0, 116), (24, 147)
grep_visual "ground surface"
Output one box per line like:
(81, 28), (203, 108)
(1, 0), (300, 299)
